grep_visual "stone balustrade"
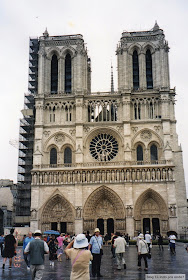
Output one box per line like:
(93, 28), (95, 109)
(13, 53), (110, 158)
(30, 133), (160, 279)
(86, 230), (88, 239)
(31, 165), (174, 185)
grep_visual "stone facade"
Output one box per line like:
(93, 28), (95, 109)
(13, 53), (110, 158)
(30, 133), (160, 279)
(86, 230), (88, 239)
(0, 179), (14, 233)
(30, 24), (188, 237)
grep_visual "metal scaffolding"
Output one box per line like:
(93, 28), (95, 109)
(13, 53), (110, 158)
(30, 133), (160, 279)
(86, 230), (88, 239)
(16, 38), (39, 221)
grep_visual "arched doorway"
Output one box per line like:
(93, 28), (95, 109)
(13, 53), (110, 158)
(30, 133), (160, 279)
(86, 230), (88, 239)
(41, 194), (74, 234)
(134, 189), (168, 236)
(83, 186), (126, 235)
(107, 218), (114, 236)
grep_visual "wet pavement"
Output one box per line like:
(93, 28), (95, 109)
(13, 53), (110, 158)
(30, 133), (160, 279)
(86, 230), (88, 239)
(0, 243), (188, 280)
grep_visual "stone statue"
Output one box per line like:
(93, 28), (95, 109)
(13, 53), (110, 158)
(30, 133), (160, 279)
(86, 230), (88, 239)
(31, 209), (37, 219)
(76, 207), (82, 218)
(147, 169), (150, 181)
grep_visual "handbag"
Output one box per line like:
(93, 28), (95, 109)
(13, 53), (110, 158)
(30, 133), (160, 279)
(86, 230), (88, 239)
(100, 249), (103, 256)
(95, 236), (103, 256)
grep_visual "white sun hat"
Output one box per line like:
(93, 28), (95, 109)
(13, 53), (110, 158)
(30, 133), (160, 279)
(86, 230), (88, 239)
(138, 233), (144, 239)
(73, 234), (89, 249)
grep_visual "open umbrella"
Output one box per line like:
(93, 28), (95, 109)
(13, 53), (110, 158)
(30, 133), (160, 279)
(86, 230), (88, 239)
(43, 230), (60, 236)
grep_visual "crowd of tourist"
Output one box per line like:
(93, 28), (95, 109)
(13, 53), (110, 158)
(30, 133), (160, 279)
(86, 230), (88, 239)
(0, 228), (187, 279)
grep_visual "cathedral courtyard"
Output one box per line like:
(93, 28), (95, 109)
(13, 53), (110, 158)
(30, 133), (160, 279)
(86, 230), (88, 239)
(0, 244), (187, 280)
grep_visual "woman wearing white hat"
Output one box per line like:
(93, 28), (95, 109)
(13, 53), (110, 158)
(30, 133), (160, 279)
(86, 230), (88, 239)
(65, 234), (93, 280)
(137, 233), (148, 271)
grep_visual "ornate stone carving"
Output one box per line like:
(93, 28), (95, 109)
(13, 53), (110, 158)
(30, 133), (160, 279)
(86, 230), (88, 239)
(54, 134), (65, 143)
(162, 220), (168, 231)
(126, 205), (133, 217)
(76, 207), (82, 219)
(116, 219), (125, 230)
(83, 126), (90, 133)
(31, 209), (37, 220)
(169, 204), (176, 217)
(43, 130), (51, 137)
(132, 127), (138, 133)
(31, 166), (174, 185)
(125, 143), (131, 151)
(164, 141), (172, 151)
(154, 126), (161, 132)
(117, 125), (123, 133)
(140, 130), (152, 141)
(69, 129), (76, 136)
(135, 220), (141, 232)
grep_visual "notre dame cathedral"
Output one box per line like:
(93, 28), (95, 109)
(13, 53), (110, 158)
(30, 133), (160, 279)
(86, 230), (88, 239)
(17, 22), (187, 238)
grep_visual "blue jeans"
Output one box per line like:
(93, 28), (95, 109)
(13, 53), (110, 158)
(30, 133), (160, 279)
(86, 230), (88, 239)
(24, 253), (30, 267)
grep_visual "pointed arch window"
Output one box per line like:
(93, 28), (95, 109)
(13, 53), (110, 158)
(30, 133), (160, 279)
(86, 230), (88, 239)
(150, 144), (158, 162)
(50, 148), (57, 165)
(65, 54), (72, 93)
(133, 50), (139, 89)
(146, 49), (153, 89)
(137, 145), (143, 162)
(64, 147), (72, 165)
(51, 54), (58, 94)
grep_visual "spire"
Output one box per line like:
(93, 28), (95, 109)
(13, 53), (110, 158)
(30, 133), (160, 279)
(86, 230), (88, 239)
(43, 28), (49, 38)
(111, 63), (114, 93)
(153, 21), (159, 31)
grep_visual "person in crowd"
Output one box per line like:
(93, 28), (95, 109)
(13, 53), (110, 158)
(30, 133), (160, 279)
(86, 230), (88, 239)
(65, 234), (92, 280)
(2, 228), (17, 270)
(64, 234), (71, 259)
(137, 233), (148, 271)
(48, 234), (58, 266)
(24, 230), (49, 280)
(125, 233), (130, 246)
(157, 234), (164, 251)
(169, 234), (176, 255)
(104, 233), (109, 245)
(89, 228), (103, 278)
(113, 232), (127, 270)
(145, 231), (152, 256)
(57, 233), (64, 262)
(136, 233), (140, 251)
(110, 232), (117, 258)
(47, 234), (51, 242)
(0, 234), (4, 256)
(86, 231), (91, 243)
(23, 231), (34, 270)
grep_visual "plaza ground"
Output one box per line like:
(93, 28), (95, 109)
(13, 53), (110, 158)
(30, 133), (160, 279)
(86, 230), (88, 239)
(0, 243), (188, 280)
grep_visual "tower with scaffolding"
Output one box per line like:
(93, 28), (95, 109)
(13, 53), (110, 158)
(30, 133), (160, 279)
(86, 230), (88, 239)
(15, 38), (39, 226)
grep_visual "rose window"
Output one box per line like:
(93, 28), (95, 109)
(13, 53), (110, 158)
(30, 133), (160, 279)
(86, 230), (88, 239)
(90, 133), (118, 161)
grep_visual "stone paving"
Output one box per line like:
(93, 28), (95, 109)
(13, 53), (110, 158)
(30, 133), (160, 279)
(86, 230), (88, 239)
(0, 243), (188, 280)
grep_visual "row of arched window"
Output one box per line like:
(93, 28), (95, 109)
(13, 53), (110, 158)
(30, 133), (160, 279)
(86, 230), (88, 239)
(50, 144), (158, 165)
(49, 107), (72, 122)
(136, 144), (158, 162)
(50, 147), (72, 165)
(133, 49), (153, 90)
(51, 54), (72, 94)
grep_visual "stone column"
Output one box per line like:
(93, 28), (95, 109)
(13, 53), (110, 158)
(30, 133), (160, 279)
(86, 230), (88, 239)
(139, 52), (146, 89)
(38, 46), (45, 95)
(59, 57), (65, 93)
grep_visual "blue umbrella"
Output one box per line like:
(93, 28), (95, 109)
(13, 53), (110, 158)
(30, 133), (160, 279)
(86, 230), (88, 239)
(43, 230), (60, 235)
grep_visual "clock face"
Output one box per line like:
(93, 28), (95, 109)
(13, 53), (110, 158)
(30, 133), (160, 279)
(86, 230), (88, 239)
(89, 133), (118, 161)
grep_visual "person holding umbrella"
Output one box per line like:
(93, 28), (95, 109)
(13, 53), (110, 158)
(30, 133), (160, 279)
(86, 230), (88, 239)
(48, 234), (58, 266)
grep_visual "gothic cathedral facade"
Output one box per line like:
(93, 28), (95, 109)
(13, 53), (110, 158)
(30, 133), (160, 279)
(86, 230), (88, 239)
(30, 23), (187, 237)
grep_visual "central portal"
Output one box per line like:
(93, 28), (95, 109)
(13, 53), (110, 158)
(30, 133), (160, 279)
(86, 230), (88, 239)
(97, 218), (114, 236)
(83, 186), (126, 234)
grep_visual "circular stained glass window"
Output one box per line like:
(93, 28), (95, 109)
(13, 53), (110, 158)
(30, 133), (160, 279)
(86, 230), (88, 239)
(90, 133), (118, 161)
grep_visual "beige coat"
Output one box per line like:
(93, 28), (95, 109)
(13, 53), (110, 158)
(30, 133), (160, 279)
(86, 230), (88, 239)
(138, 239), (148, 254)
(114, 236), (127, 253)
(66, 248), (93, 280)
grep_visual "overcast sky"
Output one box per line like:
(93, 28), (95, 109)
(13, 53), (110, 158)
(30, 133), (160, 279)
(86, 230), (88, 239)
(0, 0), (188, 194)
